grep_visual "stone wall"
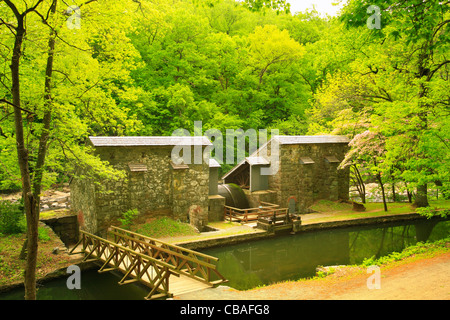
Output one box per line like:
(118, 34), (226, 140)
(280, 143), (349, 212)
(244, 189), (277, 208)
(263, 141), (349, 213)
(71, 145), (211, 235)
(70, 171), (97, 233)
(40, 214), (79, 246)
(172, 162), (209, 221)
(208, 195), (226, 222)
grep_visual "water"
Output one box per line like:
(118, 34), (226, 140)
(202, 219), (450, 290)
(1, 218), (449, 299)
(0, 269), (149, 300)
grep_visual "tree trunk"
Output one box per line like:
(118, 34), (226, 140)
(392, 182), (396, 202)
(32, 1), (56, 212)
(10, 21), (39, 300)
(376, 173), (388, 212)
(415, 184), (429, 208)
(404, 182), (413, 203)
(352, 164), (366, 203)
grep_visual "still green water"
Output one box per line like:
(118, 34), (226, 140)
(1, 218), (449, 299)
(0, 269), (150, 300)
(202, 219), (450, 290)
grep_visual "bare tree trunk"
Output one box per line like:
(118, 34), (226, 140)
(415, 184), (429, 208)
(5, 0), (45, 300)
(33, 0), (57, 213)
(10, 22), (39, 300)
(392, 182), (396, 202)
(405, 182), (413, 203)
(376, 172), (388, 212)
(352, 164), (366, 203)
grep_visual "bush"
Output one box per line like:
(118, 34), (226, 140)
(415, 206), (449, 219)
(118, 209), (139, 228)
(0, 200), (26, 235)
(38, 227), (51, 242)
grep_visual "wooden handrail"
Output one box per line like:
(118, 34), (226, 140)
(109, 229), (217, 270)
(225, 202), (288, 223)
(109, 226), (227, 285)
(110, 226), (218, 261)
(77, 230), (176, 270)
(223, 201), (279, 213)
(70, 229), (227, 298)
(72, 230), (174, 299)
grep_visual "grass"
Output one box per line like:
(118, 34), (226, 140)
(305, 199), (450, 224)
(0, 228), (74, 288)
(361, 236), (450, 267)
(133, 217), (198, 238)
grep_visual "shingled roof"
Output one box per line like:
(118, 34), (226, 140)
(274, 135), (349, 144)
(89, 136), (212, 147)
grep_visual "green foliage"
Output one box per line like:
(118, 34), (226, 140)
(361, 236), (450, 267)
(118, 209), (139, 228)
(38, 227), (51, 242)
(135, 217), (198, 238)
(0, 200), (26, 235)
(415, 207), (449, 219)
(0, 0), (448, 209)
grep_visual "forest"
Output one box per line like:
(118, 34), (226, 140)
(0, 0), (449, 300)
(1, 0), (449, 201)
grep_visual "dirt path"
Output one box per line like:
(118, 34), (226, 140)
(177, 252), (450, 300)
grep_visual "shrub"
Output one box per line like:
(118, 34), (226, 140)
(118, 209), (139, 228)
(0, 200), (26, 235)
(415, 206), (449, 219)
(38, 227), (51, 242)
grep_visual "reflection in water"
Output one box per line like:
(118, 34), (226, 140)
(203, 219), (450, 290)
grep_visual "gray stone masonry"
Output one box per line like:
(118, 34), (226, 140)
(270, 142), (349, 213)
(71, 144), (210, 235)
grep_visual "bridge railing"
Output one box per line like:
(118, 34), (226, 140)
(224, 201), (288, 223)
(70, 230), (175, 300)
(108, 226), (227, 286)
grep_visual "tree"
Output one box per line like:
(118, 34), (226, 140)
(1, 0), (47, 300)
(340, 0), (450, 207)
(340, 130), (389, 211)
(241, 0), (290, 14)
(0, 0), (140, 299)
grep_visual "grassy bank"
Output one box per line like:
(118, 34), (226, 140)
(304, 199), (450, 224)
(0, 225), (75, 289)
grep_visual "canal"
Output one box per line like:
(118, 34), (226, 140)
(201, 218), (450, 290)
(1, 218), (449, 299)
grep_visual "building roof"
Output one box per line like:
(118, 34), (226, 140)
(246, 156), (270, 166)
(209, 158), (221, 168)
(274, 135), (349, 144)
(89, 136), (212, 147)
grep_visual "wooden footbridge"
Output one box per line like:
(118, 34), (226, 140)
(69, 226), (227, 300)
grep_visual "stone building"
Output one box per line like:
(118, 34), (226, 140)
(70, 136), (224, 235)
(222, 135), (350, 213)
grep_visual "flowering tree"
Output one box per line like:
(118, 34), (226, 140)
(340, 130), (388, 211)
